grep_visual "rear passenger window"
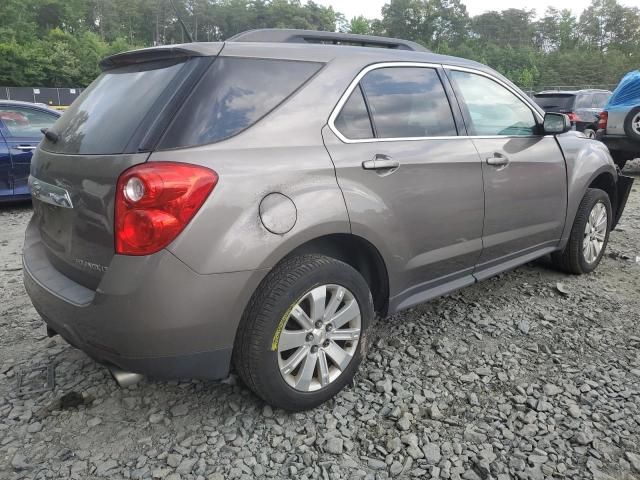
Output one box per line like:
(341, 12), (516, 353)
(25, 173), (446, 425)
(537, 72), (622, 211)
(360, 67), (457, 138)
(334, 86), (374, 140)
(159, 57), (322, 149)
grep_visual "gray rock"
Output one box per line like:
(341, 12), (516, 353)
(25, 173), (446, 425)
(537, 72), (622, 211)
(517, 319), (530, 334)
(542, 383), (562, 396)
(625, 452), (640, 472)
(96, 459), (119, 477)
(176, 458), (197, 474)
(325, 437), (344, 454)
(423, 443), (441, 465)
(27, 421), (42, 433)
(390, 461), (403, 476)
(568, 404), (581, 418)
(368, 458), (387, 470)
(460, 373), (479, 383)
(461, 468), (482, 480)
(463, 428), (487, 443)
(87, 417), (102, 427)
(11, 453), (28, 471)
(573, 430), (594, 445)
(171, 404), (189, 417)
(397, 412), (413, 431)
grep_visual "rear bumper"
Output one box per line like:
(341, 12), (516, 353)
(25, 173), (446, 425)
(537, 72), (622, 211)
(596, 130), (640, 154)
(23, 219), (266, 380)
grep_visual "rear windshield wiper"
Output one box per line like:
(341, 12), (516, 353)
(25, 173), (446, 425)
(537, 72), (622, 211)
(41, 128), (59, 143)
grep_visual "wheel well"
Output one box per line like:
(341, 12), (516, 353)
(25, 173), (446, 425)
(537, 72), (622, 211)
(287, 234), (390, 315)
(588, 172), (616, 213)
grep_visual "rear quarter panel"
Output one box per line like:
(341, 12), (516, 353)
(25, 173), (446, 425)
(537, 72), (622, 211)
(606, 108), (629, 136)
(149, 56), (363, 275)
(556, 132), (618, 247)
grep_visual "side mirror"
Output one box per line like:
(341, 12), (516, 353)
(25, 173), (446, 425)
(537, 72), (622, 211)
(543, 112), (571, 134)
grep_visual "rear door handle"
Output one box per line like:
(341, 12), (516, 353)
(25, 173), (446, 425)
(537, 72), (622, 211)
(486, 155), (509, 167)
(16, 145), (37, 151)
(362, 154), (400, 171)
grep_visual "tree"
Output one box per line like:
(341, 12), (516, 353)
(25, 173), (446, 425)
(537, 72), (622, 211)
(349, 15), (371, 35)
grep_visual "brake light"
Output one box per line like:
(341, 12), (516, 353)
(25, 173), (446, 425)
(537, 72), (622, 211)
(566, 112), (578, 123)
(598, 111), (608, 130)
(115, 162), (218, 255)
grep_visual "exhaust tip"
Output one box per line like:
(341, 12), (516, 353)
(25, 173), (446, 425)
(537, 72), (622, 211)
(109, 367), (143, 388)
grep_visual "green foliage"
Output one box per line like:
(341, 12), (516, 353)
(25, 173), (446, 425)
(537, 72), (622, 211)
(0, 0), (638, 90)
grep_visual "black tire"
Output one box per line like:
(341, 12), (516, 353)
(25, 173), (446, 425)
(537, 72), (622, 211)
(233, 254), (373, 411)
(623, 106), (640, 142)
(551, 188), (612, 274)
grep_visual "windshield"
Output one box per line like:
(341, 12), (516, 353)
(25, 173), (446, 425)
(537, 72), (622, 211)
(41, 60), (186, 155)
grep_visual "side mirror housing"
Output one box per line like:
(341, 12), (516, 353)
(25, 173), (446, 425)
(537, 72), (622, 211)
(543, 112), (572, 134)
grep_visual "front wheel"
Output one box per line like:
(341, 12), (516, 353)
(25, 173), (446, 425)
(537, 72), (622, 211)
(233, 254), (373, 411)
(551, 188), (611, 274)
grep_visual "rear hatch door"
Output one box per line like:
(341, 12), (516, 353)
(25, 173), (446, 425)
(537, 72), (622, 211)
(30, 46), (219, 289)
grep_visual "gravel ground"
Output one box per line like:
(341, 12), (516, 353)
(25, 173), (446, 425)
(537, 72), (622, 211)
(1, 161), (640, 480)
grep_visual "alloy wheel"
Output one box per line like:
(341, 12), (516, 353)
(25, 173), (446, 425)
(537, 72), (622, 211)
(277, 284), (361, 392)
(583, 201), (607, 264)
(633, 112), (640, 135)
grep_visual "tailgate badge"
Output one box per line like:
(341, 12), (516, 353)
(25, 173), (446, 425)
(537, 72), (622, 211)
(29, 177), (73, 209)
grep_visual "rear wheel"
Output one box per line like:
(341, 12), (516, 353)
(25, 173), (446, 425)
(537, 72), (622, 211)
(623, 107), (640, 142)
(583, 127), (596, 139)
(233, 254), (373, 411)
(551, 188), (611, 274)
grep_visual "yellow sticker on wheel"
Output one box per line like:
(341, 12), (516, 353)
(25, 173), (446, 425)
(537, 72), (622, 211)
(271, 303), (295, 351)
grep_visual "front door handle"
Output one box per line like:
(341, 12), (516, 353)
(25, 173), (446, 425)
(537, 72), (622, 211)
(362, 154), (400, 171)
(486, 154), (509, 167)
(16, 145), (37, 151)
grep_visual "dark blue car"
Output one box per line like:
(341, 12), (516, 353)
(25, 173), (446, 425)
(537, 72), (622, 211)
(1, 100), (60, 201)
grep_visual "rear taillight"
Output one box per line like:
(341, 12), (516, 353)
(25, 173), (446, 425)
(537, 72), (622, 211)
(566, 112), (578, 123)
(598, 111), (608, 130)
(115, 162), (218, 255)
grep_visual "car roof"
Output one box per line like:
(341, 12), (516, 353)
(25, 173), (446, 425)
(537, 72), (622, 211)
(0, 99), (61, 115)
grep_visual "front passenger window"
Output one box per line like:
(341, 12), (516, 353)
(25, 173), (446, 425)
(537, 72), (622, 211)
(450, 71), (537, 136)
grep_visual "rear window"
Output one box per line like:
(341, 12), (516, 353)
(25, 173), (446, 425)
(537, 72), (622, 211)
(43, 59), (186, 155)
(158, 57), (322, 149)
(533, 94), (575, 111)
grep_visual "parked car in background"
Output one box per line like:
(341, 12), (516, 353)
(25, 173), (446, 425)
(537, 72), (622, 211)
(533, 89), (611, 138)
(0, 100), (60, 201)
(23, 29), (633, 410)
(597, 70), (640, 169)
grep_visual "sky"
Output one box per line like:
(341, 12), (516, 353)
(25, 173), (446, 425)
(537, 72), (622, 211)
(314, 0), (638, 21)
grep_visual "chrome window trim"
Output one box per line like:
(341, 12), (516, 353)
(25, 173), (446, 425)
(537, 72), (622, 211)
(327, 61), (544, 144)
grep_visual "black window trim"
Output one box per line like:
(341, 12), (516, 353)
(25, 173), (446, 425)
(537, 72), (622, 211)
(328, 62), (547, 143)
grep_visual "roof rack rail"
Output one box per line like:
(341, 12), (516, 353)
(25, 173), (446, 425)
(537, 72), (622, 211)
(227, 29), (429, 52)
